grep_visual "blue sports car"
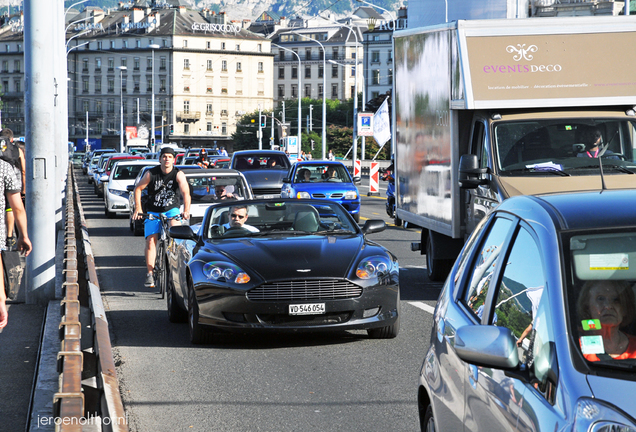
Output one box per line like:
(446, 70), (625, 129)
(281, 161), (361, 222)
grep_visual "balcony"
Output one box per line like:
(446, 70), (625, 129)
(176, 111), (200, 123)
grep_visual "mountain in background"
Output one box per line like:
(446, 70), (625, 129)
(60, 0), (402, 24)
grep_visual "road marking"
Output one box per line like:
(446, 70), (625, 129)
(408, 301), (435, 314)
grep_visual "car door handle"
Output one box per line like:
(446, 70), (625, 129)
(468, 364), (479, 389)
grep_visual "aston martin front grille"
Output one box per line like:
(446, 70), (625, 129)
(247, 280), (362, 301)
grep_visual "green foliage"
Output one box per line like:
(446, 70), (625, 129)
(233, 96), (394, 159)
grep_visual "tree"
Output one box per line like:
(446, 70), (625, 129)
(232, 96), (385, 158)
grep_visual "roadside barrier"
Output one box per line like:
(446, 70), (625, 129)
(354, 160), (361, 178)
(367, 162), (380, 196)
(54, 167), (128, 431)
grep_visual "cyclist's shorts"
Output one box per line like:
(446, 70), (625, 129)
(144, 207), (181, 238)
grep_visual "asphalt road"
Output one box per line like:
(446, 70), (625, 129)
(77, 174), (441, 432)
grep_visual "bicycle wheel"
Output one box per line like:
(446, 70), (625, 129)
(154, 241), (165, 298)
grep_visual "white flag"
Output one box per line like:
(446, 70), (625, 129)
(373, 98), (391, 148)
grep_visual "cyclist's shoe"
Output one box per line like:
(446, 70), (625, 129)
(144, 272), (155, 288)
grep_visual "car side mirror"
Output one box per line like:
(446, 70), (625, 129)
(169, 225), (197, 240)
(126, 185), (135, 192)
(282, 177), (290, 183)
(454, 325), (519, 369)
(459, 154), (489, 189)
(361, 219), (385, 234)
(353, 176), (361, 184)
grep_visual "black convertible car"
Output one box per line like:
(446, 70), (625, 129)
(165, 199), (400, 344)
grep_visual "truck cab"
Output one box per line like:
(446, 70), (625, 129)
(394, 16), (636, 281)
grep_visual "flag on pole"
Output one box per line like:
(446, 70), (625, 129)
(373, 98), (391, 148)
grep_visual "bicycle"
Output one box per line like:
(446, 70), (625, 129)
(139, 212), (183, 299)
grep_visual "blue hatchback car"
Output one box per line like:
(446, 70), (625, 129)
(281, 161), (361, 222)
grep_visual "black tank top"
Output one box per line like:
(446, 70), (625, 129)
(146, 166), (180, 212)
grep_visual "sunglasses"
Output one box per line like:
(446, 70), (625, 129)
(230, 213), (246, 219)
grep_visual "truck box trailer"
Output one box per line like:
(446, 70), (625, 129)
(393, 15), (636, 280)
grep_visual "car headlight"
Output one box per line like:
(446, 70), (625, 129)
(202, 261), (250, 284)
(108, 189), (129, 198)
(356, 256), (391, 279)
(344, 190), (358, 200)
(296, 191), (311, 199)
(574, 398), (636, 432)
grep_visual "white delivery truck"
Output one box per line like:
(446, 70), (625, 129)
(393, 15), (636, 280)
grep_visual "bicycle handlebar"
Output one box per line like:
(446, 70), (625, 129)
(138, 213), (184, 221)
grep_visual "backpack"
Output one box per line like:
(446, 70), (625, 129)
(0, 137), (20, 169)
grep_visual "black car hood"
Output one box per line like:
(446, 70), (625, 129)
(240, 170), (288, 188)
(205, 235), (364, 280)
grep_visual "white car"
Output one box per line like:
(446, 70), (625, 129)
(104, 160), (159, 218)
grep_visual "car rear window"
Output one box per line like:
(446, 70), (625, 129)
(187, 175), (249, 204)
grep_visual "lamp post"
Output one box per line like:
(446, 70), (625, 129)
(148, 44), (160, 151)
(118, 66), (127, 152)
(272, 43), (302, 156)
(292, 32), (326, 160)
(325, 19), (361, 167)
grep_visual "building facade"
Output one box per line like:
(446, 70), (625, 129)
(269, 13), (367, 107)
(0, 2), (274, 151)
(361, 8), (407, 103)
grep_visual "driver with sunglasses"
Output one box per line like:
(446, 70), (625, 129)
(223, 205), (259, 233)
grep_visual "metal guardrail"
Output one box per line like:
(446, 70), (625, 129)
(54, 167), (127, 431)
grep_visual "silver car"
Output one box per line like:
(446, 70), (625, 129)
(419, 190), (636, 432)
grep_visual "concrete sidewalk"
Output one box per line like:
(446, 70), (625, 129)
(0, 301), (45, 431)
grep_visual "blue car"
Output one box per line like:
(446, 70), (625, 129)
(281, 161), (361, 222)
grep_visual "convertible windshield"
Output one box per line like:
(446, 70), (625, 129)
(495, 119), (636, 173)
(565, 231), (636, 369)
(204, 201), (357, 239)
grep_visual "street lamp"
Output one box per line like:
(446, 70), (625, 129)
(325, 19), (362, 167)
(148, 44), (160, 151)
(291, 32), (327, 160)
(272, 43), (302, 157)
(329, 58), (359, 167)
(118, 66), (127, 152)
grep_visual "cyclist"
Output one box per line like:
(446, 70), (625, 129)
(133, 147), (191, 288)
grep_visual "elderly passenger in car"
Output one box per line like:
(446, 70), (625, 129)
(577, 280), (636, 361)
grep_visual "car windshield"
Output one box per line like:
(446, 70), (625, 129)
(495, 118), (636, 174)
(113, 164), (146, 180)
(565, 230), (636, 369)
(295, 164), (350, 183)
(187, 175), (249, 204)
(204, 201), (357, 239)
(234, 155), (290, 170)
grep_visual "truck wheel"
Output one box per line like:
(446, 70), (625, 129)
(426, 234), (451, 282)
